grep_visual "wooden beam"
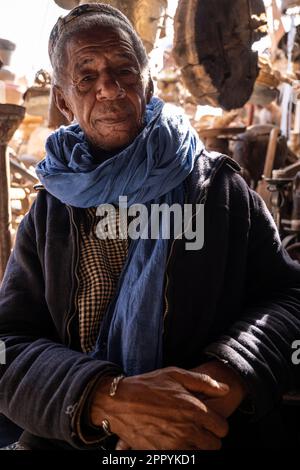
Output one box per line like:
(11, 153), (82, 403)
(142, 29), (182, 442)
(0, 104), (25, 282)
(0, 143), (11, 281)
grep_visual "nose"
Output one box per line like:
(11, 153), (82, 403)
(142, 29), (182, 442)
(95, 70), (126, 101)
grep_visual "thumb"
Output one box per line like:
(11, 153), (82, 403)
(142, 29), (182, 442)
(170, 369), (230, 397)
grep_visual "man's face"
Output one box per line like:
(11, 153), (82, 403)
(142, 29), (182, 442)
(55, 26), (150, 151)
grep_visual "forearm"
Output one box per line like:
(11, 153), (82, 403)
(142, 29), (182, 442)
(0, 336), (121, 448)
(204, 298), (300, 419)
(224, 188), (300, 417)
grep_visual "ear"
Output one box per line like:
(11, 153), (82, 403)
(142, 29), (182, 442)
(52, 85), (74, 123)
(146, 75), (154, 104)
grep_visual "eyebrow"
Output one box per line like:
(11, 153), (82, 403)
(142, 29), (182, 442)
(113, 52), (137, 61)
(75, 52), (138, 72)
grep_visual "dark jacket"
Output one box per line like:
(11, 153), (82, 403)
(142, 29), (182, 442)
(0, 151), (300, 450)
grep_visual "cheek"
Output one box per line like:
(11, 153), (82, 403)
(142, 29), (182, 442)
(128, 89), (146, 122)
(73, 97), (93, 127)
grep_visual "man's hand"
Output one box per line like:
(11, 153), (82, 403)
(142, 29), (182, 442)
(90, 367), (230, 450)
(191, 360), (248, 418)
(114, 361), (248, 450)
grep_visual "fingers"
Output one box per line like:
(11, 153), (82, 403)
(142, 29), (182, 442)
(193, 428), (222, 450)
(168, 368), (230, 398)
(116, 439), (131, 450)
(153, 431), (222, 451)
(178, 393), (228, 439)
(195, 401), (229, 438)
(166, 367), (229, 440)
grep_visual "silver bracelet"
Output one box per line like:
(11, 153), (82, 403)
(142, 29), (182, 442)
(101, 375), (125, 436)
(101, 418), (113, 436)
(109, 374), (125, 397)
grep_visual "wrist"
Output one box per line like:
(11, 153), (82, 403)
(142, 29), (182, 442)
(90, 375), (126, 430)
(90, 376), (116, 427)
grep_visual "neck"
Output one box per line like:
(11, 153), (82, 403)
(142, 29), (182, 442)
(88, 142), (128, 164)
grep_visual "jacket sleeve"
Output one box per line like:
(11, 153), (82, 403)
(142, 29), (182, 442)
(0, 203), (122, 448)
(205, 187), (300, 420)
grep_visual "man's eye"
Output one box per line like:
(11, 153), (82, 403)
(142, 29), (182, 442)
(81, 75), (96, 82)
(117, 68), (140, 83)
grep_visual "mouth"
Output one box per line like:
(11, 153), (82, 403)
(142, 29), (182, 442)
(95, 115), (129, 125)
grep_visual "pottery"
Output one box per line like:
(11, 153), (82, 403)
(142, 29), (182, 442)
(0, 38), (16, 66)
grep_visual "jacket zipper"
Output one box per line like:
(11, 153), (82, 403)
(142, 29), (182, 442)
(163, 189), (208, 328)
(65, 205), (81, 347)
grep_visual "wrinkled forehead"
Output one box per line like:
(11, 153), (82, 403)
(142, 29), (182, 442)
(65, 26), (138, 70)
(67, 25), (133, 50)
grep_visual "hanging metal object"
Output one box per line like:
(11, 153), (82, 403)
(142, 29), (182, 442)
(53, 0), (167, 53)
(23, 70), (51, 119)
(173, 0), (267, 110)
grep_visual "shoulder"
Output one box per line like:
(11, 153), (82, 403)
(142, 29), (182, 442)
(22, 187), (70, 237)
(186, 148), (251, 207)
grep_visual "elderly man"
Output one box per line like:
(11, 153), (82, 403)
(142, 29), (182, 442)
(0, 3), (299, 451)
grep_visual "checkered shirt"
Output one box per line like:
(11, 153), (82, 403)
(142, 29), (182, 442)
(77, 206), (128, 353)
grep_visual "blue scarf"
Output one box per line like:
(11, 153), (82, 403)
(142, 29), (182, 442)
(36, 97), (203, 375)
